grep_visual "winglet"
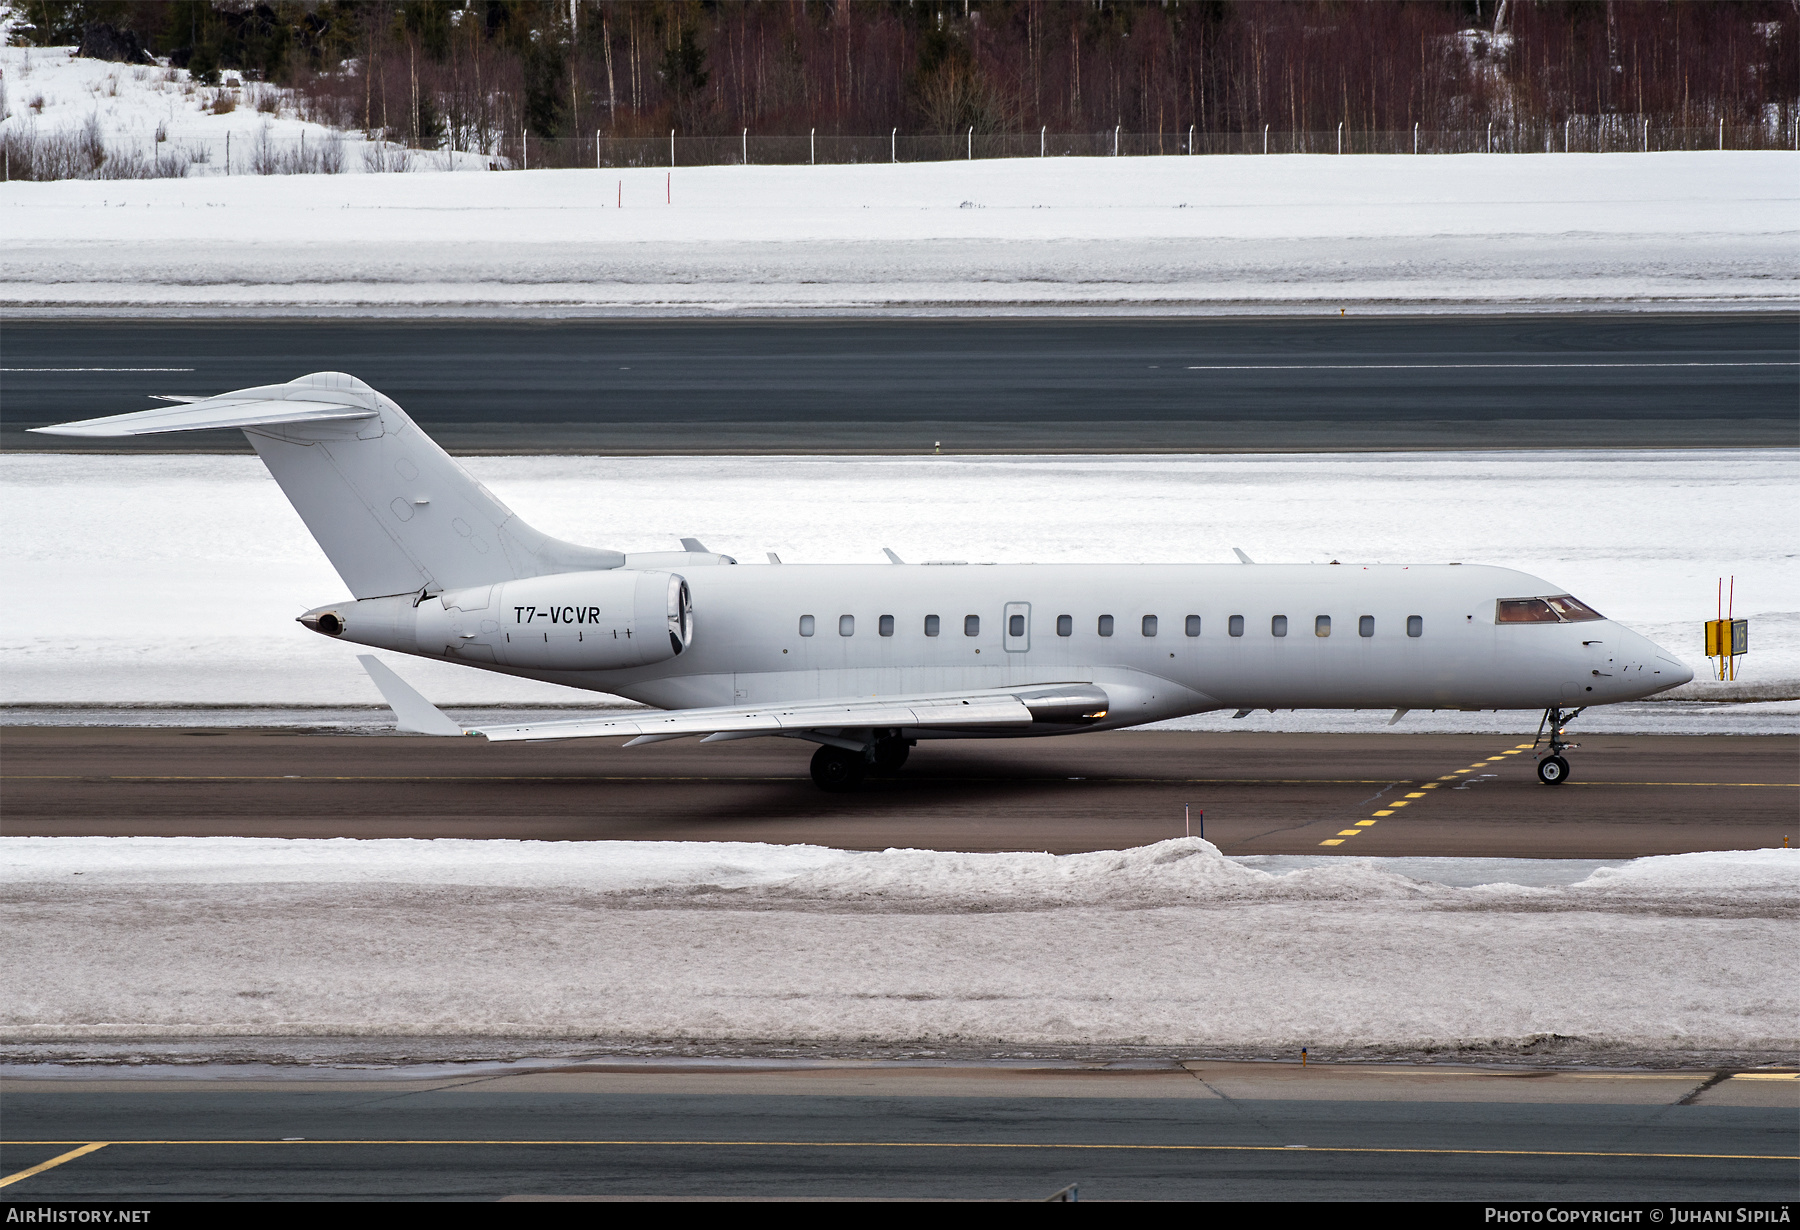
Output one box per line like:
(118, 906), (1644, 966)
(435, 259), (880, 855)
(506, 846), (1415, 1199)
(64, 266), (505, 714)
(358, 655), (467, 736)
(1232, 548), (1255, 564)
(882, 548), (904, 564)
(680, 537), (708, 553)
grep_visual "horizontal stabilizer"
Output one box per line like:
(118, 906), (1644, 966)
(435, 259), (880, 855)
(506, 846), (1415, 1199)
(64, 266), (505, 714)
(359, 655), (466, 737)
(30, 396), (375, 438)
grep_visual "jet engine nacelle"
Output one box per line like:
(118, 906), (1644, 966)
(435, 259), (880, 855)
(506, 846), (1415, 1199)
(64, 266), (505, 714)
(311, 569), (693, 671)
(430, 570), (692, 670)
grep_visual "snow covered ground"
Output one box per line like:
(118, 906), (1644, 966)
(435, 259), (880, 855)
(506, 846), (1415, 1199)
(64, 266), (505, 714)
(3, 449), (1793, 726)
(3, 836), (1793, 1062)
(1, 43), (1792, 315)
(4, 150), (1790, 314)
(0, 44), (470, 177)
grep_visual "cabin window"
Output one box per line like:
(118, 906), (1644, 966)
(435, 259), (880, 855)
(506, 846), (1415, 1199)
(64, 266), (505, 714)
(1496, 598), (1560, 624)
(1315, 615), (1331, 637)
(879, 614), (895, 637)
(1272, 615), (1288, 637)
(924, 614), (940, 637)
(1142, 615), (1158, 637)
(1009, 614), (1025, 637)
(1056, 614), (1072, 637)
(799, 615), (815, 637)
(964, 614), (980, 637)
(1407, 615), (1424, 637)
(839, 615), (855, 637)
(1546, 595), (1605, 622)
(1228, 615), (1244, 637)
(1098, 615), (1115, 637)
(1359, 615), (1375, 638)
(1185, 615), (1201, 637)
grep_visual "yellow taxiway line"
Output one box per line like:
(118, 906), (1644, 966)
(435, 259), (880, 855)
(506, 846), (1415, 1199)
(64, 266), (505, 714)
(0, 1142), (108, 1189)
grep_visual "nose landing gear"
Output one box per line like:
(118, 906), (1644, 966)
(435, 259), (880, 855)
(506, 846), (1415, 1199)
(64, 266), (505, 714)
(1533, 706), (1584, 785)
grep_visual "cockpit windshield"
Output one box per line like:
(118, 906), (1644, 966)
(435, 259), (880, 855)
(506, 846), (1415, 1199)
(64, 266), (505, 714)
(1496, 598), (1560, 623)
(1496, 595), (1606, 624)
(1545, 595), (1605, 622)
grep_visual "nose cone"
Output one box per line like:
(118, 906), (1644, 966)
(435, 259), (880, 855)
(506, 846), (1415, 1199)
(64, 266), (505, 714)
(1625, 626), (1694, 696)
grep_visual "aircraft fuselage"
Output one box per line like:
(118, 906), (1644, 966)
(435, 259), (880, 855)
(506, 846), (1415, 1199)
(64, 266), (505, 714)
(312, 561), (1690, 733)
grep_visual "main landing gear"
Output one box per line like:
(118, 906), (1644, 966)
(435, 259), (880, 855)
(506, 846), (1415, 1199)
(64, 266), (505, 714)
(808, 737), (911, 792)
(1533, 705), (1585, 785)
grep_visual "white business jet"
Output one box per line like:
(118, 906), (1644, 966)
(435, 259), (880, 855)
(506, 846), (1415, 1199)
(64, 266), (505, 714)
(37, 372), (1693, 791)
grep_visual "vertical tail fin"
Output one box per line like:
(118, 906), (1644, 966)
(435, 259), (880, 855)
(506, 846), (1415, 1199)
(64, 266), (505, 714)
(33, 372), (621, 598)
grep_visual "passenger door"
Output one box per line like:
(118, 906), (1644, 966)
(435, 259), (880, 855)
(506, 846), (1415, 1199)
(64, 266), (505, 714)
(1003, 602), (1031, 653)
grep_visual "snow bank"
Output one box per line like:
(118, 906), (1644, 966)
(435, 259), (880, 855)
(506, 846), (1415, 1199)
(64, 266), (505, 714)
(4, 449), (1793, 712)
(3, 837), (1793, 1057)
(2, 134), (1792, 312)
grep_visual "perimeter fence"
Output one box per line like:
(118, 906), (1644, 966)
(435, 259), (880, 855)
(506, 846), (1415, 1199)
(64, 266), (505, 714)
(4, 115), (1794, 180)
(582, 117), (1797, 168)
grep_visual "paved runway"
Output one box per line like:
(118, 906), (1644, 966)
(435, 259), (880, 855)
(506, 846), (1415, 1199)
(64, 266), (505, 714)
(5, 314), (1793, 453)
(5, 728), (1793, 856)
(2, 1062), (1793, 1200)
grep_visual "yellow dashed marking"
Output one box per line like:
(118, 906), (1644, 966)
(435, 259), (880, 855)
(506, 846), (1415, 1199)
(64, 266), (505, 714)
(1389, 801), (1409, 808)
(1372, 809), (1395, 816)
(1337, 830), (1363, 837)
(1485, 756), (1508, 762)
(1319, 838), (1345, 846)
(1355, 820), (1378, 827)
(1452, 769), (1471, 775)
(1405, 792), (1427, 798)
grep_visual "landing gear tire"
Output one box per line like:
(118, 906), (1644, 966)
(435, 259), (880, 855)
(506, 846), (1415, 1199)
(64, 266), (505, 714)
(810, 745), (867, 792)
(1537, 755), (1570, 786)
(871, 739), (910, 774)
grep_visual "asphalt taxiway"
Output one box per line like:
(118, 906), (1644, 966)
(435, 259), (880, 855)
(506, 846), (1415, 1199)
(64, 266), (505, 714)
(4, 728), (1792, 855)
(2, 1061), (1793, 1201)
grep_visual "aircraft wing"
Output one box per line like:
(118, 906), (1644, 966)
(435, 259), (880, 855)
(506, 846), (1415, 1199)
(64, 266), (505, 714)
(358, 656), (1107, 744)
(479, 693), (1035, 743)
